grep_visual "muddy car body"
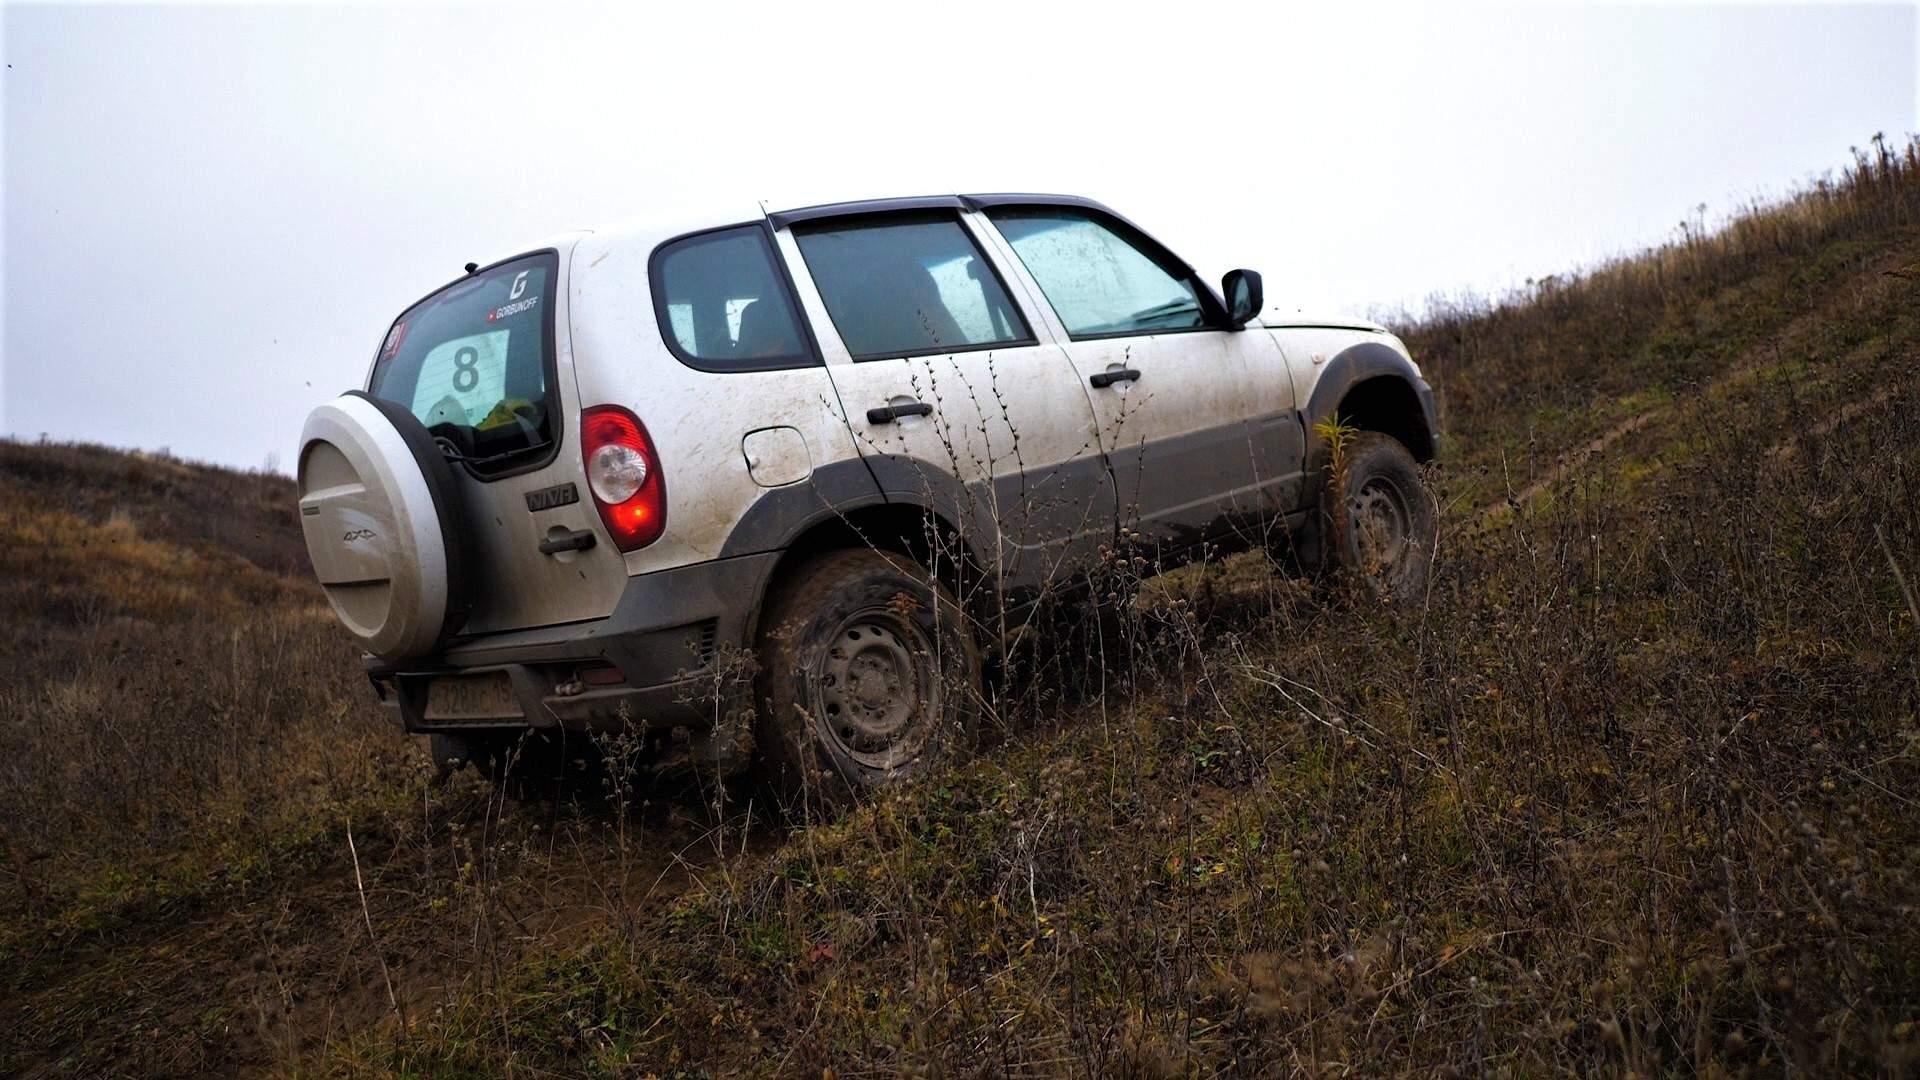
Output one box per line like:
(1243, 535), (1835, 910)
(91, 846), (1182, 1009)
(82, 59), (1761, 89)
(298, 193), (1439, 801)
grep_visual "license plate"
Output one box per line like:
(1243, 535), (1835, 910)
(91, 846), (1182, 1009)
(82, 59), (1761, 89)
(423, 671), (524, 721)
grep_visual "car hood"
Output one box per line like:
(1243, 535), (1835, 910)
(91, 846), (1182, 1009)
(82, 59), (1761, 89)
(1259, 307), (1391, 334)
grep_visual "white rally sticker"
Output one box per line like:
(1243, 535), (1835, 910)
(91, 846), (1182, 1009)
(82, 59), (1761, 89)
(410, 329), (511, 426)
(485, 295), (538, 323)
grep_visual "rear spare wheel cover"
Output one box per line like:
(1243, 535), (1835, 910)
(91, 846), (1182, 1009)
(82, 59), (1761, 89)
(297, 393), (469, 659)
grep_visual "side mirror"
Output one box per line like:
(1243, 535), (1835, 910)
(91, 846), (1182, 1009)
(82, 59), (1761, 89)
(1223, 269), (1263, 329)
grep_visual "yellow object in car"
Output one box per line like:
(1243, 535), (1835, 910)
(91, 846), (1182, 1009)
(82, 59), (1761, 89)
(475, 398), (537, 432)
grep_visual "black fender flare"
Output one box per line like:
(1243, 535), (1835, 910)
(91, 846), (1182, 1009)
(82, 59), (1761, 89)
(1302, 342), (1441, 467)
(857, 454), (1001, 556)
(717, 457), (890, 561)
(715, 456), (995, 563)
(716, 455), (999, 643)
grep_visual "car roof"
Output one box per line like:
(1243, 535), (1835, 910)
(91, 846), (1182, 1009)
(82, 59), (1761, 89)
(577, 192), (1115, 245)
(568, 192), (1187, 276)
(764, 192), (1115, 227)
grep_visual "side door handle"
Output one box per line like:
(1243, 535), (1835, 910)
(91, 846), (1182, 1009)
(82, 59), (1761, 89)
(1089, 368), (1141, 389)
(866, 401), (934, 424)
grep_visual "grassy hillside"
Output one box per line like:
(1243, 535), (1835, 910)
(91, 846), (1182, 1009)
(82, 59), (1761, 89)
(4, 136), (1918, 1076)
(0, 445), (410, 1071)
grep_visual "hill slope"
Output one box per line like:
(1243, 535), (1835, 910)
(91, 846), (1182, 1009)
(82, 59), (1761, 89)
(3, 138), (1918, 1076)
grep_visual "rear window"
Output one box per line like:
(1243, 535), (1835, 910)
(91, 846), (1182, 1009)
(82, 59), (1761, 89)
(651, 226), (814, 372)
(367, 252), (558, 473)
(792, 214), (1031, 360)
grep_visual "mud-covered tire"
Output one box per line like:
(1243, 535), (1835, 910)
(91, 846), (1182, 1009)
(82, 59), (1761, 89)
(1321, 432), (1436, 600)
(753, 549), (980, 818)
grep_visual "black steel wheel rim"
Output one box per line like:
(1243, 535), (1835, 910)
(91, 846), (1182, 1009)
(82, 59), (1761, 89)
(815, 606), (939, 770)
(1350, 474), (1412, 571)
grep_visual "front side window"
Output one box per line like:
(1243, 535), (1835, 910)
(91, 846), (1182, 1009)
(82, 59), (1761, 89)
(792, 214), (1031, 360)
(368, 252), (557, 472)
(988, 208), (1208, 338)
(652, 226), (814, 371)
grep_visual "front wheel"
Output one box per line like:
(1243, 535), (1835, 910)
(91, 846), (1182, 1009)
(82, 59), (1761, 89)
(1322, 432), (1437, 600)
(753, 549), (981, 817)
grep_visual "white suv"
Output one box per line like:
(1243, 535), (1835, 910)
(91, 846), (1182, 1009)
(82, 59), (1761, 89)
(298, 194), (1439, 803)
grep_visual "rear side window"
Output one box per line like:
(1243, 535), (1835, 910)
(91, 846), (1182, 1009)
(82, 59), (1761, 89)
(651, 226), (814, 372)
(988, 208), (1208, 338)
(367, 252), (557, 473)
(792, 214), (1031, 360)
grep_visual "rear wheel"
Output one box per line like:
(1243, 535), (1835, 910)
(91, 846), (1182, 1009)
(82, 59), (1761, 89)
(1321, 432), (1436, 600)
(753, 549), (980, 817)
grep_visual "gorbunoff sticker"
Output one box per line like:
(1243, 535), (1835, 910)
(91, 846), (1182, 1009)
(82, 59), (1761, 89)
(486, 296), (539, 323)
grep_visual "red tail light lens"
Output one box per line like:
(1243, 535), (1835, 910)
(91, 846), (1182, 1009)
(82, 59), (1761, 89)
(580, 405), (666, 551)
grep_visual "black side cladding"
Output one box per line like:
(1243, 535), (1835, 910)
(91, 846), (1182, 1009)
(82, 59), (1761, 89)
(344, 389), (474, 645)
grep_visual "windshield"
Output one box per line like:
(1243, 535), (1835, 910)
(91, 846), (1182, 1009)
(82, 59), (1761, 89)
(987, 208), (1208, 338)
(367, 252), (557, 471)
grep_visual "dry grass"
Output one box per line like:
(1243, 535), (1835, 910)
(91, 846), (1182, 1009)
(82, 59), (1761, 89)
(0, 445), (418, 1073)
(3, 137), (1919, 1076)
(0, 447), (385, 892)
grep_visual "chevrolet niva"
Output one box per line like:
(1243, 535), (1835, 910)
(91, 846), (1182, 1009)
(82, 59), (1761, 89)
(298, 194), (1439, 805)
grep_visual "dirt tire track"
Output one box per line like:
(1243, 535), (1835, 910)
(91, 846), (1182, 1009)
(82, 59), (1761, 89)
(1484, 239), (1920, 519)
(1505, 411), (1657, 510)
(1770, 369), (1918, 463)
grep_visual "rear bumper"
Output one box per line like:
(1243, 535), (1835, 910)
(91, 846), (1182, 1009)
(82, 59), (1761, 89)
(365, 551), (780, 734)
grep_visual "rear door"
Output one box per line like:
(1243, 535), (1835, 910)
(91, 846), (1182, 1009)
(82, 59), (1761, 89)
(976, 202), (1303, 555)
(364, 247), (627, 635)
(770, 205), (1115, 596)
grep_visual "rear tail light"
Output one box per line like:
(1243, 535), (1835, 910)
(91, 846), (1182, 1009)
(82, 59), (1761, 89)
(580, 405), (666, 551)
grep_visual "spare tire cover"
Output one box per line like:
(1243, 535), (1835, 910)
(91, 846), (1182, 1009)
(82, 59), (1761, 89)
(297, 391), (472, 660)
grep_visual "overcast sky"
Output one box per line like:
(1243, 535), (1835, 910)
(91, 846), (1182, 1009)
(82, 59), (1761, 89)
(3, 2), (1914, 471)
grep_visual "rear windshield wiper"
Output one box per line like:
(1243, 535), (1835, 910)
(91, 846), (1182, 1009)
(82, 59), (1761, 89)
(434, 437), (550, 469)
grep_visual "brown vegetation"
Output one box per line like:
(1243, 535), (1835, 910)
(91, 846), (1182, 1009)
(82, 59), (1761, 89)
(3, 136), (1918, 1075)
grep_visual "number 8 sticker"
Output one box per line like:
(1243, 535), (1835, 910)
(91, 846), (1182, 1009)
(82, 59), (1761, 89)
(452, 346), (481, 391)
